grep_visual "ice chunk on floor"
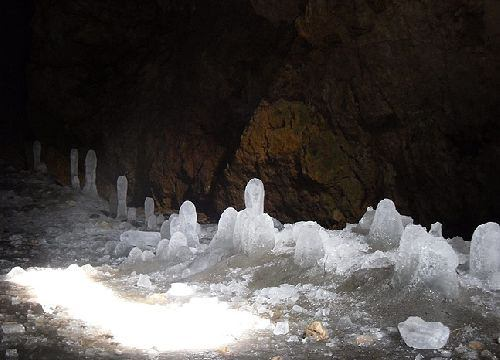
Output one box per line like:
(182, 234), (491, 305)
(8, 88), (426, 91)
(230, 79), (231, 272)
(83, 150), (98, 196)
(210, 207), (238, 254)
(293, 222), (325, 268)
(398, 316), (449, 349)
(273, 321), (289, 335)
(119, 230), (161, 251)
(394, 225), (458, 297)
(469, 222), (500, 280)
(179, 200), (200, 247)
(354, 207), (374, 235)
(429, 222), (442, 237)
(137, 274), (153, 289)
(244, 178), (265, 217)
(368, 199), (404, 251)
(168, 232), (192, 264)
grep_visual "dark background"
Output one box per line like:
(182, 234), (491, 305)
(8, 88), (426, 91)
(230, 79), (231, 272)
(2, 0), (500, 239)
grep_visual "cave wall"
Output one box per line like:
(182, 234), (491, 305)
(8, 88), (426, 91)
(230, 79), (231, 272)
(26, 0), (500, 238)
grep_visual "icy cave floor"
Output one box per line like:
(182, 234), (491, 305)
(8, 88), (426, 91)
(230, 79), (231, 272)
(0, 161), (499, 359)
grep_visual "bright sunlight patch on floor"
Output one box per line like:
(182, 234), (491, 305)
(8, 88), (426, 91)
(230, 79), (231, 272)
(6, 265), (269, 351)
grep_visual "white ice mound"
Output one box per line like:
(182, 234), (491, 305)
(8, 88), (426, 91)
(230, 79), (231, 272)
(394, 225), (458, 297)
(119, 230), (161, 251)
(168, 232), (192, 264)
(368, 199), (404, 251)
(293, 222), (325, 268)
(398, 316), (449, 349)
(470, 222), (500, 280)
(179, 200), (200, 247)
(210, 207), (238, 253)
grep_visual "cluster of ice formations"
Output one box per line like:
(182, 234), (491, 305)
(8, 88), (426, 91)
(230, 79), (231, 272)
(116, 176), (128, 220)
(83, 150), (98, 196)
(394, 225), (458, 297)
(70, 148), (80, 189)
(470, 222), (500, 286)
(398, 317), (449, 349)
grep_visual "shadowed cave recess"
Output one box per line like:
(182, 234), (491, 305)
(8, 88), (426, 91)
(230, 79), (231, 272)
(3, 0), (500, 241)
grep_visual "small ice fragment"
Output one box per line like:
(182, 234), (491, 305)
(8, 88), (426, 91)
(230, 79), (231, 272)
(429, 222), (443, 237)
(145, 197), (154, 222)
(82, 150), (98, 196)
(1, 323), (25, 334)
(127, 207), (136, 221)
(398, 316), (449, 349)
(368, 199), (404, 251)
(287, 335), (300, 342)
(469, 222), (500, 280)
(292, 305), (304, 313)
(137, 274), (153, 288)
(273, 321), (289, 335)
(70, 148), (80, 190)
(116, 176), (128, 220)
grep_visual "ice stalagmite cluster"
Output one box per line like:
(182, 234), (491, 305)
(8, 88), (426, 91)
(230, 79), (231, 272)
(83, 150), (98, 196)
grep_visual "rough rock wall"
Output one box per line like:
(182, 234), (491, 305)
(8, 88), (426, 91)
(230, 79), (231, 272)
(27, 0), (500, 237)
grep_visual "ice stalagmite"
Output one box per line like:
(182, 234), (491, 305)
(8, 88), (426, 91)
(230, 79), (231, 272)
(82, 150), (98, 196)
(179, 200), (199, 247)
(127, 207), (136, 221)
(33, 141), (41, 171)
(70, 149), (80, 189)
(233, 178), (275, 256)
(470, 222), (500, 281)
(368, 199), (404, 251)
(210, 207), (238, 253)
(394, 225), (458, 297)
(293, 222), (325, 268)
(145, 197), (154, 224)
(116, 176), (128, 220)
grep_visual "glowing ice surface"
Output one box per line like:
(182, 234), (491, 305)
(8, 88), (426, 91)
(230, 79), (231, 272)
(6, 266), (268, 351)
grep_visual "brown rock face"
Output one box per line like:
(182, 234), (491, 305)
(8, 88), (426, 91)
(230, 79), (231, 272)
(23, 0), (500, 237)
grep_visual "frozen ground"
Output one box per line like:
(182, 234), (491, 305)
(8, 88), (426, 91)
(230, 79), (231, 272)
(0, 161), (499, 359)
